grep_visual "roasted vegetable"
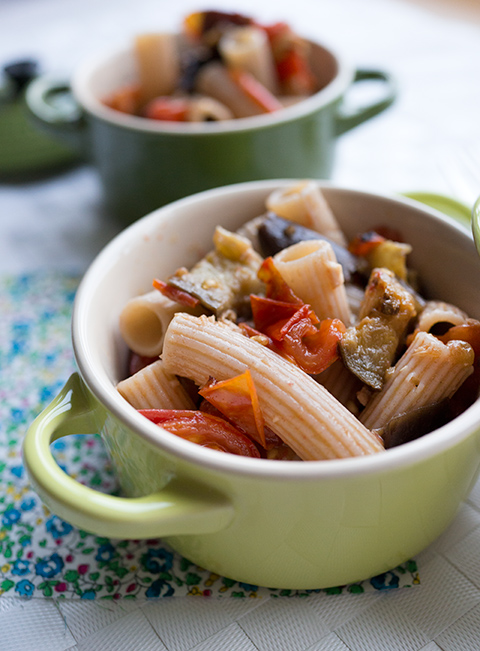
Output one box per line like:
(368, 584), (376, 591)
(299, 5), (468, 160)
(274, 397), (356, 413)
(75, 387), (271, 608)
(380, 399), (452, 449)
(167, 227), (264, 317)
(340, 268), (417, 389)
(257, 213), (360, 282)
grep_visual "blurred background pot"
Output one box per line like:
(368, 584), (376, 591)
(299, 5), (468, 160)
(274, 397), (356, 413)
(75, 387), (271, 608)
(25, 41), (395, 224)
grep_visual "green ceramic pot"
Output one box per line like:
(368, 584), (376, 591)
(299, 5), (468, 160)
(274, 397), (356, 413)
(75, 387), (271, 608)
(25, 40), (395, 224)
(23, 181), (480, 590)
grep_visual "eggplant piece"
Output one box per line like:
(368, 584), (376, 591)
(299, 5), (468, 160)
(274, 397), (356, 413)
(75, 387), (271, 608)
(380, 399), (452, 449)
(257, 213), (360, 282)
(167, 227), (264, 317)
(340, 268), (418, 389)
(340, 317), (399, 390)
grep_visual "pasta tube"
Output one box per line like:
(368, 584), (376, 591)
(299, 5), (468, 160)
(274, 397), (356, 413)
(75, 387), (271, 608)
(187, 96), (234, 122)
(315, 359), (363, 414)
(265, 181), (346, 246)
(273, 240), (352, 324)
(416, 300), (468, 334)
(161, 313), (384, 460)
(119, 290), (202, 357)
(117, 359), (195, 410)
(360, 331), (474, 430)
(134, 33), (180, 103)
(195, 61), (265, 118)
(218, 26), (279, 94)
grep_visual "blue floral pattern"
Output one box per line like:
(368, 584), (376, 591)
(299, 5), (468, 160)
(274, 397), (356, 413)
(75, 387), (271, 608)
(0, 273), (420, 599)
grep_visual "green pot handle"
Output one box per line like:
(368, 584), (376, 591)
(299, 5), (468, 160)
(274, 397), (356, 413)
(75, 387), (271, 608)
(336, 68), (396, 136)
(24, 76), (88, 153)
(23, 373), (234, 539)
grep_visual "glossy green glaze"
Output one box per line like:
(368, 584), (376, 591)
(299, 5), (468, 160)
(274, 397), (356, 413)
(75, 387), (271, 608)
(23, 182), (480, 589)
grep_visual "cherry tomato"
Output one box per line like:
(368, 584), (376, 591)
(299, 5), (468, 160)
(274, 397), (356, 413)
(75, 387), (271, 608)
(143, 97), (189, 122)
(138, 409), (261, 457)
(199, 370), (266, 448)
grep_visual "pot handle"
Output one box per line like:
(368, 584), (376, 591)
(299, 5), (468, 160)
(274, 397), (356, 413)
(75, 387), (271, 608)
(23, 373), (234, 539)
(335, 68), (397, 136)
(24, 76), (88, 153)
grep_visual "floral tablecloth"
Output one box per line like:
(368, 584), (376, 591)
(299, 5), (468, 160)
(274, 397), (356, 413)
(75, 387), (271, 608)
(0, 272), (420, 600)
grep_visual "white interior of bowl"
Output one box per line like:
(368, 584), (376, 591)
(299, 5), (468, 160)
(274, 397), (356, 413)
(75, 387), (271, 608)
(73, 180), (480, 478)
(73, 39), (350, 134)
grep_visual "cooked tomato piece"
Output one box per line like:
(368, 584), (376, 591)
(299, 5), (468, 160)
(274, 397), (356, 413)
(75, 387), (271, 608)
(275, 48), (317, 94)
(251, 295), (345, 374)
(139, 409), (261, 457)
(143, 97), (189, 121)
(152, 278), (200, 308)
(199, 370), (266, 448)
(258, 257), (303, 304)
(104, 84), (141, 114)
(280, 316), (345, 374)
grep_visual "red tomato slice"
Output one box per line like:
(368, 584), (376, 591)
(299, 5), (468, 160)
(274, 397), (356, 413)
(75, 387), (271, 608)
(143, 97), (189, 121)
(199, 370), (266, 448)
(138, 409), (261, 457)
(250, 295), (300, 334)
(258, 257), (303, 304)
(251, 294), (345, 374)
(275, 48), (317, 94)
(281, 317), (346, 374)
(152, 278), (200, 308)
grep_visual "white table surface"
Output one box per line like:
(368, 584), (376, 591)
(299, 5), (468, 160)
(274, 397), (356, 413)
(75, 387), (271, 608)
(2, 0), (480, 649)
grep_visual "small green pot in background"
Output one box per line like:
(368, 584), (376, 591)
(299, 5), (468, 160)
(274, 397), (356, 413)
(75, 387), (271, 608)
(25, 40), (395, 224)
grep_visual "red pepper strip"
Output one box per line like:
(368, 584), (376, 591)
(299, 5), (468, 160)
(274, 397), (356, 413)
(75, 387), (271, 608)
(229, 69), (283, 113)
(258, 257), (303, 304)
(199, 370), (266, 448)
(348, 231), (386, 257)
(153, 278), (200, 309)
(138, 409), (261, 457)
(143, 97), (190, 122)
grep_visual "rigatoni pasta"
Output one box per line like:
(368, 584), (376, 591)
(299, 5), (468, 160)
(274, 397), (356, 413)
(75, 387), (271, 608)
(273, 239), (352, 324)
(117, 359), (195, 410)
(161, 313), (383, 460)
(115, 181), (480, 461)
(359, 331), (474, 430)
(104, 10), (322, 123)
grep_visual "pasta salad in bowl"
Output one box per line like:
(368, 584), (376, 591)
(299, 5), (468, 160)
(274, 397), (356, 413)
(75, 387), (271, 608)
(24, 181), (480, 589)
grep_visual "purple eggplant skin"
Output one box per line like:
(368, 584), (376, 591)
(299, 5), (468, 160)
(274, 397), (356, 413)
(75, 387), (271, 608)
(257, 213), (360, 282)
(379, 399), (453, 449)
